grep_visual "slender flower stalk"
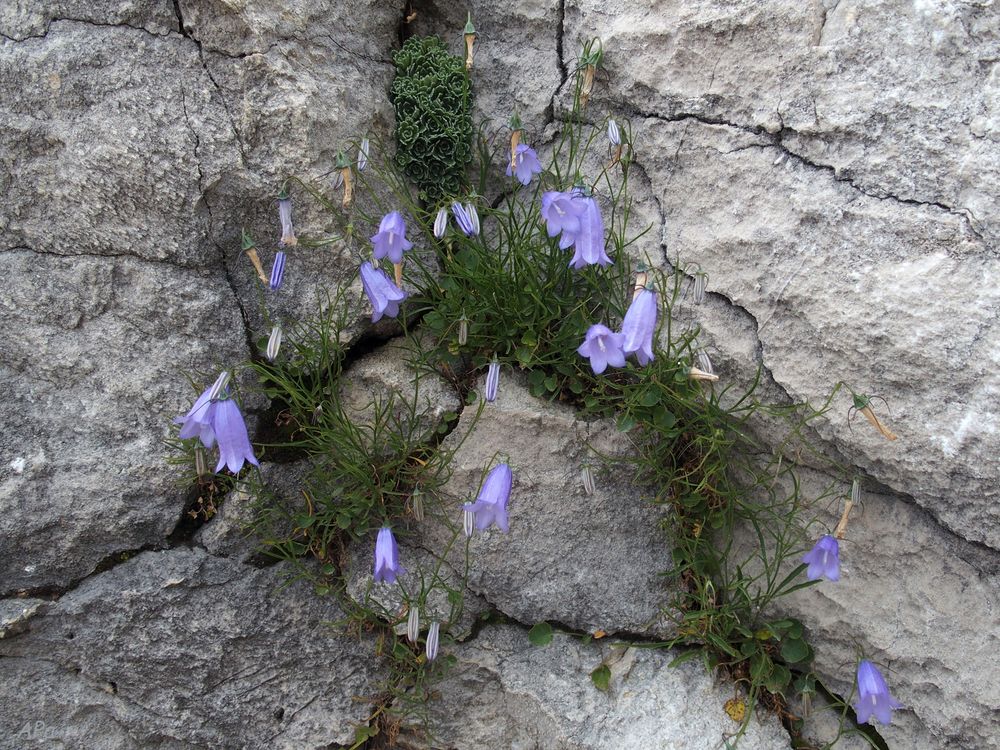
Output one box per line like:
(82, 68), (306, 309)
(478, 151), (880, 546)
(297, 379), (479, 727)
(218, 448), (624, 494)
(463, 13), (475, 70)
(266, 326), (282, 362)
(467, 463), (512, 532)
(211, 395), (259, 474)
(433, 207), (448, 239)
(269, 251), (287, 291)
(802, 535), (840, 581)
(485, 358), (500, 402)
(277, 190), (296, 247)
(577, 324), (625, 374)
(426, 621), (440, 661)
(854, 661), (902, 726)
(621, 287), (657, 366)
(359, 261), (406, 322)
(241, 230), (268, 285)
(335, 150), (353, 207)
(373, 527), (406, 584)
(407, 605), (420, 644)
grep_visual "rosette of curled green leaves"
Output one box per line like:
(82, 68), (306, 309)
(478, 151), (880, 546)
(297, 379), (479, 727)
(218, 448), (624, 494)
(390, 36), (473, 201)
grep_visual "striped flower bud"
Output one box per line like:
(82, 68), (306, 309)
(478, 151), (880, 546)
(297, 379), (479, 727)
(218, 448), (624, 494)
(581, 463), (596, 495)
(269, 251), (287, 291)
(433, 207), (448, 239)
(457, 314), (469, 346)
(425, 621), (440, 661)
(485, 358), (500, 403)
(406, 605), (420, 644)
(411, 488), (424, 522)
(266, 325), (282, 362)
(462, 502), (475, 538)
(357, 137), (369, 172)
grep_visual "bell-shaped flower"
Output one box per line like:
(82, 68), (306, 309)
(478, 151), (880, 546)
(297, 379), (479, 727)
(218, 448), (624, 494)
(360, 261), (407, 322)
(540, 190), (587, 248)
(373, 526), (406, 584)
(577, 323), (626, 374)
(506, 144), (543, 186)
(854, 660), (902, 726)
(175, 384), (218, 449)
(467, 463), (512, 533)
(269, 251), (287, 291)
(621, 288), (657, 365)
(802, 534), (840, 581)
(433, 207), (448, 239)
(568, 196), (611, 269)
(485, 358), (500, 402)
(452, 202), (480, 237)
(278, 193), (296, 247)
(211, 395), (259, 474)
(370, 211), (413, 264)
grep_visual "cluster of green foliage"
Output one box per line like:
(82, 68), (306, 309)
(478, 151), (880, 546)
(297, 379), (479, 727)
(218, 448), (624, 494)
(390, 36), (473, 203)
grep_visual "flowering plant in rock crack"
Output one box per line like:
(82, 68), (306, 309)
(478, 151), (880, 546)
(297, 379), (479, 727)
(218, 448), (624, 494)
(163, 25), (901, 746)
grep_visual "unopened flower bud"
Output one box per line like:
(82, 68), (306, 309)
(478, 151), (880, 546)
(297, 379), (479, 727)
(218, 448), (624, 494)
(463, 502), (475, 538)
(607, 119), (621, 146)
(426, 621), (440, 661)
(581, 463), (596, 495)
(851, 478), (861, 505)
(208, 371), (231, 401)
(266, 325), (282, 362)
(485, 358), (500, 403)
(407, 605), (420, 644)
(434, 207), (448, 239)
(463, 14), (476, 71)
(692, 273), (708, 304)
(269, 250), (287, 291)
(411, 488), (424, 522)
(697, 350), (713, 375)
(457, 314), (469, 346)
(277, 190), (296, 247)
(357, 137), (369, 172)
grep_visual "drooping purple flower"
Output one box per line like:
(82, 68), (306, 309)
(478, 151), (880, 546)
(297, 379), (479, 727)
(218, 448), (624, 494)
(567, 195), (611, 269)
(359, 261), (407, 322)
(373, 526), (406, 584)
(426, 621), (441, 661)
(802, 534), (840, 582)
(278, 194), (296, 246)
(370, 211), (413, 264)
(269, 251), (287, 291)
(621, 287), (657, 366)
(577, 323), (626, 374)
(854, 660), (902, 726)
(467, 463), (512, 532)
(505, 143), (543, 186)
(433, 207), (448, 239)
(175, 384), (218, 448)
(211, 396), (259, 474)
(540, 190), (587, 249)
(452, 202), (480, 237)
(485, 359), (500, 403)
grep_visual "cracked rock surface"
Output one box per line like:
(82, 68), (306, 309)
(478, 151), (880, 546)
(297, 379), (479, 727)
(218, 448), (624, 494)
(0, 549), (379, 748)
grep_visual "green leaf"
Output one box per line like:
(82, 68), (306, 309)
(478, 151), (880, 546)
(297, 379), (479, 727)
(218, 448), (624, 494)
(527, 370), (545, 387)
(528, 621), (553, 646)
(638, 389), (659, 407)
(590, 663), (611, 692)
(544, 375), (559, 392)
(780, 638), (812, 664)
(616, 413), (637, 432)
(749, 651), (772, 682)
(568, 378), (584, 394)
(764, 663), (792, 695)
(515, 347), (533, 367)
(652, 406), (676, 430)
(297, 515), (316, 528)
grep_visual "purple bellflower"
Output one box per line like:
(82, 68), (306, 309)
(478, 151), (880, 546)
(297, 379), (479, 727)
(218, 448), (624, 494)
(855, 660), (902, 726)
(568, 195), (611, 269)
(373, 526), (406, 584)
(577, 324), (626, 374)
(211, 395), (260, 474)
(485, 358), (500, 402)
(278, 194), (296, 246)
(621, 287), (657, 366)
(541, 190), (587, 249)
(802, 534), (840, 582)
(360, 262), (407, 322)
(269, 251), (287, 291)
(452, 202), (480, 237)
(467, 463), (512, 533)
(506, 143), (543, 186)
(175, 385), (218, 448)
(370, 211), (413, 264)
